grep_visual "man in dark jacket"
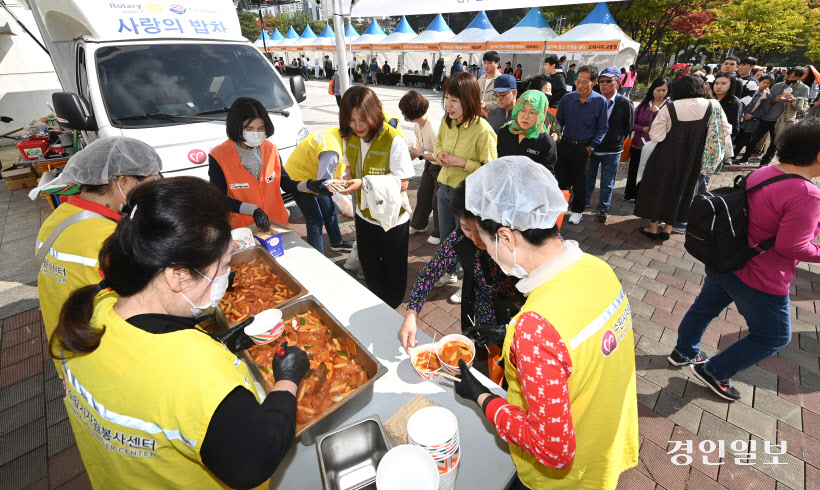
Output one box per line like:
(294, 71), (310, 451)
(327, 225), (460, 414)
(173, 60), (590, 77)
(543, 55), (567, 108)
(585, 66), (635, 223)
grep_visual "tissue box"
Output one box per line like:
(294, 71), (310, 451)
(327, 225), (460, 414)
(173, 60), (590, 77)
(254, 232), (284, 257)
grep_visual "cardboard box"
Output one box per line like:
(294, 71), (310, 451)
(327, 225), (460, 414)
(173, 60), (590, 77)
(3, 166), (38, 191)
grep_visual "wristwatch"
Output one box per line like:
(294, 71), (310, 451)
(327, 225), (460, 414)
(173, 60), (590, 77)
(418, 153), (425, 161)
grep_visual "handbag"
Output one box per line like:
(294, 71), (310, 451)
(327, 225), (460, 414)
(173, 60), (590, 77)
(620, 137), (632, 163)
(328, 79), (334, 95)
(636, 140), (657, 182)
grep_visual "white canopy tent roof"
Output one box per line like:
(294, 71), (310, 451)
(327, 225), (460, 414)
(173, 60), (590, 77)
(545, 3), (640, 68)
(375, 16), (417, 50)
(405, 13), (455, 45)
(310, 23), (336, 48)
(343, 0), (605, 16)
(277, 27), (300, 47)
(254, 30), (272, 49)
(350, 19), (387, 48)
(489, 7), (557, 48)
(442, 11), (499, 47)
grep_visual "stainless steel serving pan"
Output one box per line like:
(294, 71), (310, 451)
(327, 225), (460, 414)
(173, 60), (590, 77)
(315, 415), (390, 490)
(240, 296), (388, 445)
(216, 246), (308, 329)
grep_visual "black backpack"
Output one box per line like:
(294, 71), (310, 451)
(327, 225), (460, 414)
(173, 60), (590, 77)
(684, 172), (808, 272)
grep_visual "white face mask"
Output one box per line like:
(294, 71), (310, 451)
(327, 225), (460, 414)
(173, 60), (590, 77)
(242, 131), (267, 147)
(117, 177), (141, 213)
(179, 268), (231, 318)
(494, 234), (529, 279)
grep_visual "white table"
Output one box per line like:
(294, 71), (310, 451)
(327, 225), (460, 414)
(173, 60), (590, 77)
(264, 231), (516, 489)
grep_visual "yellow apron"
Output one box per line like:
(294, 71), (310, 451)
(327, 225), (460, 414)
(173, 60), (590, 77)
(284, 127), (346, 190)
(62, 291), (265, 489)
(501, 254), (639, 490)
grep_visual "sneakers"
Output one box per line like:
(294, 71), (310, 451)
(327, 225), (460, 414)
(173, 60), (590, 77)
(449, 288), (462, 304)
(330, 240), (354, 252)
(427, 236), (441, 245)
(436, 273), (458, 287)
(690, 363), (742, 401)
(595, 210), (607, 223)
(568, 212), (582, 225)
(409, 225), (427, 235)
(667, 349), (709, 367)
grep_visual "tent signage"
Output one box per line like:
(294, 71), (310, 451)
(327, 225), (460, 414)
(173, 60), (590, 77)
(440, 42), (488, 51)
(486, 41), (545, 52)
(544, 40), (621, 52)
(402, 43), (443, 51)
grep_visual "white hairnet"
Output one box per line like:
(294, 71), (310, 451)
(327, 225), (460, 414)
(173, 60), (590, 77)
(29, 136), (162, 200)
(465, 156), (567, 231)
(60, 136), (162, 185)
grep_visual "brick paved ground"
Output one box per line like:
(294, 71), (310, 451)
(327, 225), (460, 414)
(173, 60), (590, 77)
(1, 84), (819, 489)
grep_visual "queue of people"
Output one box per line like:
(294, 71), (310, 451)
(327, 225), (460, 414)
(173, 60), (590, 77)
(31, 48), (820, 490)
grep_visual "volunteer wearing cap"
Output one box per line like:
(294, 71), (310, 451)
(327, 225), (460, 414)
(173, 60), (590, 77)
(50, 177), (309, 489)
(284, 127), (354, 255)
(36, 136), (161, 354)
(337, 86), (415, 308)
(209, 97), (299, 230)
(453, 156), (639, 490)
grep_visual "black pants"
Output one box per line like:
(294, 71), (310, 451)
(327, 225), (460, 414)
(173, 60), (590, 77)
(335, 95), (341, 107)
(409, 162), (440, 238)
(741, 119), (777, 163)
(624, 146), (642, 200)
(354, 214), (409, 309)
(555, 140), (590, 213)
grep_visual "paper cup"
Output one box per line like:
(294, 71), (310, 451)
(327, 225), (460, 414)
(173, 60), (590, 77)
(231, 227), (256, 252)
(407, 407), (458, 447)
(376, 445), (439, 490)
(435, 334), (475, 375)
(411, 344), (441, 380)
(325, 179), (348, 193)
(243, 309), (284, 345)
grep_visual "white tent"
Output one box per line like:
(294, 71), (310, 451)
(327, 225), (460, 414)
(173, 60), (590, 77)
(344, 0), (603, 16)
(403, 14), (454, 73)
(374, 16), (417, 73)
(488, 8), (557, 81)
(545, 2), (640, 71)
(440, 11), (499, 68)
(272, 27), (300, 63)
(350, 19), (387, 73)
(254, 30), (272, 51)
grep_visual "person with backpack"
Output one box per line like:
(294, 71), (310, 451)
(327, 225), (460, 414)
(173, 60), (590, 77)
(669, 119), (820, 401)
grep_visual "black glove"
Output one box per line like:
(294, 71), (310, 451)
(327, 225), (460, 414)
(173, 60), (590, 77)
(253, 207), (271, 232)
(306, 179), (333, 196)
(454, 359), (491, 403)
(272, 341), (310, 385)
(216, 317), (255, 353)
(463, 323), (507, 348)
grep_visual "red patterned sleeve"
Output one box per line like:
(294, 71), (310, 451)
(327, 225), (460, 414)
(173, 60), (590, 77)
(483, 311), (576, 469)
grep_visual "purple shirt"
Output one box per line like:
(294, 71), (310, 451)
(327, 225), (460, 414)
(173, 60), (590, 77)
(735, 166), (820, 295)
(632, 99), (669, 148)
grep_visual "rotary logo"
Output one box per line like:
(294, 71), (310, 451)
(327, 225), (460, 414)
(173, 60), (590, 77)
(144, 2), (161, 13)
(169, 4), (186, 14)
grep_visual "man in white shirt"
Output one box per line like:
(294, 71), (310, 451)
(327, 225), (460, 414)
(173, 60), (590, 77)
(349, 57), (358, 80)
(477, 50), (502, 113)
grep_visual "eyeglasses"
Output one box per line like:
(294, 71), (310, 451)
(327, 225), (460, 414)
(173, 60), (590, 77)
(598, 79), (617, 84)
(492, 91), (513, 98)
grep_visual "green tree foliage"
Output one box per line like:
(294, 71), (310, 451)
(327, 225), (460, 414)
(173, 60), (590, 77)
(238, 11), (262, 42)
(704, 0), (808, 64)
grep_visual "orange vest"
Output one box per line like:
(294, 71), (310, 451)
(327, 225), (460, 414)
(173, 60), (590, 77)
(210, 139), (289, 228)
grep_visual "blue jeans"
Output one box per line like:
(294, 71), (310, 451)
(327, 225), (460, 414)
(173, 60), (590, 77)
(436, 184), (457, 240)
(585, 153), (621, 212)
(674, 269), (791, 382)
(293, 193), (344, 255)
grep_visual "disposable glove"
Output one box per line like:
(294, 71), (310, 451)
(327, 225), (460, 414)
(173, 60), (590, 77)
(463, 323), (507, 348)
(253, 207), (271, 232)
(272, 341), (310, 385)
(454, 359), (491, 403)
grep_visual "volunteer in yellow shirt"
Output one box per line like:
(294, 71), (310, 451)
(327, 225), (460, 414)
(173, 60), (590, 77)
(36, 137), (161, 365)
(454, 156), (639, 490)
(49, 177), (309, 489)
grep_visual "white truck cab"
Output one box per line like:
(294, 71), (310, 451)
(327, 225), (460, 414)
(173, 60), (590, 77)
(22, 0), (309, 179)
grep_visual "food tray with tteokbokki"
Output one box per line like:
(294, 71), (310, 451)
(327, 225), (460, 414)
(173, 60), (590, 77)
(240, 296), (387, 445)
(216, 247), (307, 328)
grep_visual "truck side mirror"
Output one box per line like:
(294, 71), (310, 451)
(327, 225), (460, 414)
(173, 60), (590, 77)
(52, 92), (97, 131)
(290, 76), (307, 103)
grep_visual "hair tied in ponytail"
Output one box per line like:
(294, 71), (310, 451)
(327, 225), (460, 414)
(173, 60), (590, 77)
(120, 204), (138, 219)
(96, 280), (107, 293)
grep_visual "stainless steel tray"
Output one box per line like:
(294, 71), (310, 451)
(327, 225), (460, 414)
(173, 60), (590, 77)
(241, 296), (388, 445)
(216, 246), (308, 329)
(315, 415), (390, 490)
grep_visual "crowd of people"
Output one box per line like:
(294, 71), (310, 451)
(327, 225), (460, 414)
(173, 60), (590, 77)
(30, 46), (820, 489)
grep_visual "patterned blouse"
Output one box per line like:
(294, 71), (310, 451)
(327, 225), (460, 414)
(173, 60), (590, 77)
(407, 230), (518, 324)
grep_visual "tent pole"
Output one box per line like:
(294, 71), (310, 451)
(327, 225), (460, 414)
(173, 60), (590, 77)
(332, 0), (350, 93)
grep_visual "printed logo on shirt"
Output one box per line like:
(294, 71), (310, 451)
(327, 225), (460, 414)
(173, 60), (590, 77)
(601, 329), (618, 357)
(229, 183), (250, 189)
(526, 148), (540, 156)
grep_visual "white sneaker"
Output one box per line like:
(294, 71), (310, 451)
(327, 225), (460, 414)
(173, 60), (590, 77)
(409, 225), (427, 235)
(356, 268), (365, 279)
(568, 212), (582, 225)
(436, 273), (458, 287)
(449, 288), (462, 304)
(427, 236), (441, 245)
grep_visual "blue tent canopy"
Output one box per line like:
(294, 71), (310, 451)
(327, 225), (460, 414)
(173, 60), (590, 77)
(464, 11), (494, 31)
(345, 22), (360, 37)
(515, 7), (550, 29)
(299, 26), (317, 39)
(284, 27), (299, 39)
(578, 2), (617, 26)
(362, 19), (386, 36)
(425, 13), (452, 32)
(317, 24), (335, 38)
(271, 29), (284, 41)
(256, 30), (271, 41)
(393, 16), (415, 34)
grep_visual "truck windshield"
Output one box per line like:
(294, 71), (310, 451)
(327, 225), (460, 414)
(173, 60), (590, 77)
(96, 44), (292, 128)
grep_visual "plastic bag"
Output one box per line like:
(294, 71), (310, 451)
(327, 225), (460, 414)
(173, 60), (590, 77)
(333, 192), (354, 218)
(344, 241), (360, 270)
(637, 140), (657, 183)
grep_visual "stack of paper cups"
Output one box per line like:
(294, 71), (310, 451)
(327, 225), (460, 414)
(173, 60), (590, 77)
(407, 407), (460, 490)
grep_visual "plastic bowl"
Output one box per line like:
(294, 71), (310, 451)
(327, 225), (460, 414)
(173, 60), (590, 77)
(435, 334), (475, 375)
(376, 444), (439, 490)
(410, 344), (441, 380)
(243, 309), (284, 345)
